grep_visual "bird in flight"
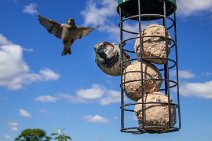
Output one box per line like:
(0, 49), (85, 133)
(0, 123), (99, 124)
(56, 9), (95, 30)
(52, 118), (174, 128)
(38, 14), (98, 56)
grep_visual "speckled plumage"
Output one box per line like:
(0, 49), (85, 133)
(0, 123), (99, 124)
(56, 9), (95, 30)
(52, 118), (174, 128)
(94, 42), (131, 76)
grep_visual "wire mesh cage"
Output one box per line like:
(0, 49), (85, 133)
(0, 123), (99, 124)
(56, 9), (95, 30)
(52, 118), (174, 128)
(117, 0), (181, 134)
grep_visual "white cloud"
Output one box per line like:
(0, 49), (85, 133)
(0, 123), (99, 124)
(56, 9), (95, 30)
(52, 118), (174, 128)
(100, 90), (120, 105)
(81, 0), (153, 42)
(35, 85), (121, 105)
(181, 81), (212, 99)
(39, 69), (60, 81)
(81, 0), (121, 41)
(19, 109), (32, 118)
(0, 34), (11, 45)
(99, 24), (120, 41)
(100, 22), (140, 41)
(0, 34), (60, 90)
(81, 0), (159, 41)
(81, 0), (116, 26)
(4, 135), (11, 140)
(23, 48), (34, 52)
(201, 72), (212, 78)
(170, 70), (196, 80)
(59, 93), (86, 103)
(71, 84), (120, 105)
(82, 114), (109, 123)
(35, 95), (60, 103)
(81, 0), (212, 41)
(11, 126), (18, 131)
(177, 0), (212, 16)
(7, 121), (19, 132)
(77, 84), (104, 100)
(23, 3), (37, 15)
(179, 70), (195, 79)
(8, 121), (18, 127)
(38, 109), (54, 115)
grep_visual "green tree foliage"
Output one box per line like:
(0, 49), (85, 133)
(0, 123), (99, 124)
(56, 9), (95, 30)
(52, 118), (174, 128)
(15, 128), (51, 141)
(51, 128), (72, 141)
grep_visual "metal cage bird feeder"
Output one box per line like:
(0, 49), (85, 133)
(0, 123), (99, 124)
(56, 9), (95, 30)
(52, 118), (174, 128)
(117, 0), (181, 134)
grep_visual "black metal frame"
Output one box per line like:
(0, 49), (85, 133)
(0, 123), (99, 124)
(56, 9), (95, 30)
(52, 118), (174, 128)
(119, 0), (181, 134)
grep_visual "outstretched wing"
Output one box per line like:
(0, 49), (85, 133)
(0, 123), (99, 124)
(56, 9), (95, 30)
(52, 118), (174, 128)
(38, 15), (62, 39)
(74, 25), (99, 40)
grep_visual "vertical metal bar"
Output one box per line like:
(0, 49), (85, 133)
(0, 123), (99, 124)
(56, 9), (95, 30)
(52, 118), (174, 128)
(119, 6), (125, 131)
(174, 12), (181, 129)
(163, 0), (172, 128)
(138, 0), (145, 130)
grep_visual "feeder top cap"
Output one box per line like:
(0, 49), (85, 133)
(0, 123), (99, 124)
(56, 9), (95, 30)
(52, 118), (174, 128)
(117, 0), (177, 21)
(118, 0), (176, 5)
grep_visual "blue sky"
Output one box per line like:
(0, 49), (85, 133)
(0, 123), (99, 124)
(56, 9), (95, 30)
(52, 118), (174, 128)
(0, 0), (212, 141)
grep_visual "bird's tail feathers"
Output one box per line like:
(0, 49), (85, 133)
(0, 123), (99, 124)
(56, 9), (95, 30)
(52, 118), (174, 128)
(61, 48), (71, 56)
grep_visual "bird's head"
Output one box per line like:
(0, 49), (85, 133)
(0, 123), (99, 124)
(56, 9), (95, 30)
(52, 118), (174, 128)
(94, 42), (120, 68)
(67, 18), (75, 25)
(94, 42), (117, 59)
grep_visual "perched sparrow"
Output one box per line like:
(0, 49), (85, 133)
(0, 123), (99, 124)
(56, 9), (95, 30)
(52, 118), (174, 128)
(94, 42), (131, 76)
(38, 14), (98, 56)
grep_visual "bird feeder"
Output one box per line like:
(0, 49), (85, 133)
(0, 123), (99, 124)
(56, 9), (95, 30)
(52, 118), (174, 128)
(117, 0), (181, 134)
